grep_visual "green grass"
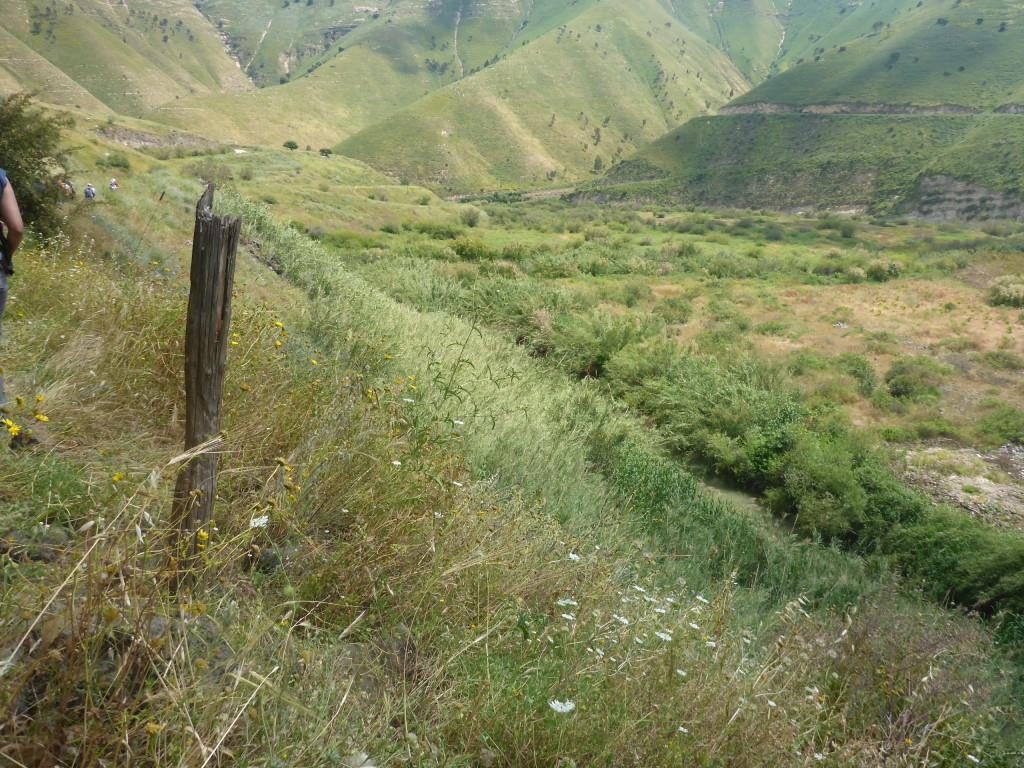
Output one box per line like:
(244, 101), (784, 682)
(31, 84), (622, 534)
(735, 0), (1024, 108)
(1, 143), (1021, 763)
(337, 0), (747, 193)
(593, 113), (1024, 214)
(1, 0), (252, 115)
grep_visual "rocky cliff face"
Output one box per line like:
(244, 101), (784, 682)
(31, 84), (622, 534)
(908, 175), (1024, 221)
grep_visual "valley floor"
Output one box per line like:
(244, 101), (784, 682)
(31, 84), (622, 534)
(1, 131), (1023, 766)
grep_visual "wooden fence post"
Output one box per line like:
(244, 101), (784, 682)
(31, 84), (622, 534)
(170, 184), (240, 585)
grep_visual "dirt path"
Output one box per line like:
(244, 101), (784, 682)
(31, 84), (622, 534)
(246, 19), (274, 75)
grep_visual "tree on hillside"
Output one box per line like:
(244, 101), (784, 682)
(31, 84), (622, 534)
(0, 92), (71, 234)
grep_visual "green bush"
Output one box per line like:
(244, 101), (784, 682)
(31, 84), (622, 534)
(0, 92), (71, 234)
(885, 357), (948, 400)
(452, 237), (498, 261)
(652, 294), (692, 324)
(551, 310), (659, 379)
(459, 207), (481, 227)
(97, 151), (131, 170)
(988, 275), (1024, 307)
(866, 260), (903, 282)
(977, 403), (1024, 445)
(777, 433), (867, 541)
(837, 353), (876, 397)
(978, 350), (1024, 370)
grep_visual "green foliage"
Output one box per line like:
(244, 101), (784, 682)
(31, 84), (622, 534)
(777, 432), (867, 541)
(885, 356), (948, 400)
(551, 309), (659, 379)
(978, 350), (1024, 371)
(977, 403), (1024, 446)
(837, 353), (877, 397)
(988, 275), (1024, 308)
(459, 207), (482, 228)
(0, 93), (71, 234)
(283, 140), (299, 150)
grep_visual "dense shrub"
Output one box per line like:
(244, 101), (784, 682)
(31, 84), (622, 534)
(776, 432), (867, 540)
(551, 310), (659, 378)
(977, 403), (1024, 445)
(0, 92), (71, 234)
(652, 294), (693, 324)
(885, 357), (948, 400)
(866, 260), (903, 282)
(988, 275), (1024, 307)
(837, 353), (876, 397)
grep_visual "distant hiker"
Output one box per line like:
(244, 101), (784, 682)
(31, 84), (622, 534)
(0, 167), (25, 408)
(109, 177), (119, 191)
(84, 183), (96, 200)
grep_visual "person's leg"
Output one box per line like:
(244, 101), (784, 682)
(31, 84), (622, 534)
(0, 268), (7, 407)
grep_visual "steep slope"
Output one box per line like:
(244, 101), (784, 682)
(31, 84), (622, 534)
(0, 0), (252, 115)
(592, 0), (1024, 216)
(337, 0), (748, 192)
(665, 0), (785, 83)
(736, 0), (1024, 107)
(145, 0), (604, 148)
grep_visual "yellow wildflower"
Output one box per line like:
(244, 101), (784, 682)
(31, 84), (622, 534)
(111, 472), (125, 483)
(3, 419), (21, 438)
(274, 339), (283, 349)
(144, 722), (165, 736)
(33, 413), (49, 423)
(35, 394), (44, 403)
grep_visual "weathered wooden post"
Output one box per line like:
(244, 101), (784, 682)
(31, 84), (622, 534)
(170, 184), (240, 585)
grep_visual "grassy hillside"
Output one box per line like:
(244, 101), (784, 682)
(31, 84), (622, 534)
(594, 112), (1024, 213)
(2, 130), (1021, 762)
(337, 0), (748, 192)
(145, 0), (608, 148)
(735, 0), (1024, 106)
(0, 0), (252, 115)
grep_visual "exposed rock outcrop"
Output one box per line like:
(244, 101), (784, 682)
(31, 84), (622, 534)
(907, 175), (1024, 221)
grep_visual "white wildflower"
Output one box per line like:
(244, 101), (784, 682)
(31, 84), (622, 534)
(568, 552), (581, 562)
(688, 622), (700, 631)
(966, 756), (980, 765)
(402, 398), (415, 404)
(561, 613), (576, 622)
(675, 668), (687, 677)
(632, 585), (646, 593)
(391, 460), (402, 467)
(767, 700), (777, 708)
(451, 481), (464, 487)
(696, 595), (710, 604)
(453, 419), (465, 426)
(655, 631), (673, 642)
(814, 753), (825, 762)
(613, 614), (630, 626)
(249, 514), (270, 529)
(548, 699), (575, 714)
(556, 598), (579, 608)
(677, 726), (689, 735)
(654, 607), (667, 615)
(706, 640), (717, 648)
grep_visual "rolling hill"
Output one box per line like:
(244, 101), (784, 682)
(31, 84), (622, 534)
(0, 0), (252, 115)
(336, 0), (749, 192)
(592, 0), (1024, 217)
(4, 0), (1024, 207)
